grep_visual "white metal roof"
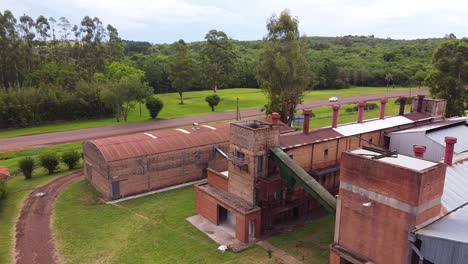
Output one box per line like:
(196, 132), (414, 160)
(442, 159), (468, 211)
(427, 125), (468, 154)
(333, 116), (414, 136)
(416, 204), (468, 243)
(388, 117), (466, 135)
(350, 148), (439, 172)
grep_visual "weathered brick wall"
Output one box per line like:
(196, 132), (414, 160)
(83, 142), (111, 199)
(207, 169), (228, 191)
(235, 211), (261, 243)
(195, 186), (219, 224)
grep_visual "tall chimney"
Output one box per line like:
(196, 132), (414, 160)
(398, 96), (407, 115)
(332, 104), (340, 128)
(379, 98), (388, 119)
(357, 101), (365, 123)
(417, 95), (425, 113)
(444, 136), (457, 166)
(271, 112), (280, 125)
(303, 109), (311, 135)
(413, 145), (426, 158)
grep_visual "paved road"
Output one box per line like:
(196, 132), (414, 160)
(0, 90), (428, 151)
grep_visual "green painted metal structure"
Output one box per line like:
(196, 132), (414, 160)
(270, 147), (337, 215)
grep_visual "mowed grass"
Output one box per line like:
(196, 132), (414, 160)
(0, 86), (416, 139)
(54, 180), (278, 264)
(0, 143), (83, 264)
(268, 215), (335, 263)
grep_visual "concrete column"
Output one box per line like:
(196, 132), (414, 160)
(413, 145), (426, 158)
(357, 101), (365, 123)
(379, 98), (388, 119)
(444, 137), (457, 166)
(399, 96), (407, 115)
(332, 104), (340, 128)
(303, 109), (312, 134)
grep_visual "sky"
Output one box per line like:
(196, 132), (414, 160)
(2, 0), (468, 43)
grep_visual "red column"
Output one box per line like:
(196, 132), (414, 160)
(380, 98), (388, 119)
(413, 145), (426, 158)
(357, 101), (365, 123)
(444, 137), (457, 166)
(303, 109), (311, 134)
(417, 95), (425, 112)
(332, 104), (340, 128)
(271, 112), (280, 125)
(398, 96), (407, 115)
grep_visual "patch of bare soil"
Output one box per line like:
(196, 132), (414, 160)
(15, 171), (84, 264)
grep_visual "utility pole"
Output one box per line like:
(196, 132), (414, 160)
(236, 97), (240, 120)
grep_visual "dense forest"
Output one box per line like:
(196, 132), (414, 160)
(0, 9), (454, 128)
(122, 36), (444, 92)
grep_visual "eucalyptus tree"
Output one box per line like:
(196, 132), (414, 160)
(256, 10), (311, 125)
(168, 39), (194, 104)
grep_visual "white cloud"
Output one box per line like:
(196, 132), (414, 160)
(2, 0), (468, 42)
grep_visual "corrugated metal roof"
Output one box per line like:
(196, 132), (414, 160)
(442, 159), (468, 211)
(0, 166), (9, 179)
(279, 128), (342, 149)
(427, 124), (468, 154)
(90, 123), (230, 162)
(332, 116), (415, 137)
(388, 118), (465, 134)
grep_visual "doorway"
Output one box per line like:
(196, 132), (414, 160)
(111, 181), (120, 200)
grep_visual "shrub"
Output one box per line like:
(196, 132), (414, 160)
(394, 96), (414, 105)
(19, 157), (35, 179)
(205, 94), (220, 111)
(39, 152), (59, 174)
(62, 150), (81, 170)
(0, 180), (7, 199)
(145, 96), (164, 119)
(345, 107), (355, 113)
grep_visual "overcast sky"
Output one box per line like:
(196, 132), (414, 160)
(3, 0), (468, 43)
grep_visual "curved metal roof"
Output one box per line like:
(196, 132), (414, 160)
(88, 124), (230, 162)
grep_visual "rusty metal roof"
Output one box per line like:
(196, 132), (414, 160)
(0, 166), (10, 179)
(279, 128), (343, 149)
(258, 117), (294, 134)
(89, 123), (230, 162)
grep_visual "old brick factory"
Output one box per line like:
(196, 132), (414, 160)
(83, 95), (468, 263)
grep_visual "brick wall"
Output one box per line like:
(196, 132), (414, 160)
(207, 169), (228, 191)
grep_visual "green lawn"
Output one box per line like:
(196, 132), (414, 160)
(268, 215), (335, 264)
(0, 143), (83, 264)
(54, 181), (277, 264)
(0, 86), (416, 139)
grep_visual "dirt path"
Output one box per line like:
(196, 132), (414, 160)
(0, 90), (427, 152)
(15, 171), (84, 264)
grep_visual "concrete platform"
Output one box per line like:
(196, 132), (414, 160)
(187, 214), (238, 246)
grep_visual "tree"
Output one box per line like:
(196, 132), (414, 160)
(256, 10), (311, 125)
(105, 62), (145, 82)
(168, 39), (194, 104)
(200, 30), (237, 92)
(205, 94), (220, 111)
(145, 96), (164, 119)
(427, 39), (468, 117)
(102, 77), (153, 122)
(39, 152), (59, 174)
(19, 157), (35, 179)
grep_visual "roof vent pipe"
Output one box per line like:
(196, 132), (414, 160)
(271, 112), (280, 125)
(379, 98), (388, 119)
(444, 137), (457, 166)
(357, 101), (365, 123)
(417, 95), (425, 113)
(332, 104), (340, 128)
(413, 145), (426, 158)
(303, 109), (312, 135)
(398, 96), (407, 116)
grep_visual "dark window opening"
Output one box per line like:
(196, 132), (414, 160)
(257, 156), (263, 175)
(369, 138), (373, 144)
(219, 206), (228, 222)
(324, 149), (329, 157)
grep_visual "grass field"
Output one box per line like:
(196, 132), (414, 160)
(0, 143), (83, 264)
(0, 86), (416, 139)
(268, 216), (335, 263)
(54, 181), (279, 264)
